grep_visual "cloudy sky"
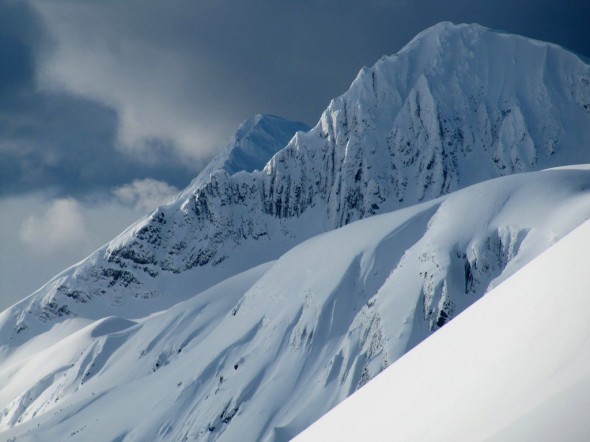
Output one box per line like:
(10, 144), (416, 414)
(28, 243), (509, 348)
(1, 0), (589, 311)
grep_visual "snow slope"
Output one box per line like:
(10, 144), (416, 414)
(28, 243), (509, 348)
(3, 167), (590, 441)
(296, 211), (590, 442)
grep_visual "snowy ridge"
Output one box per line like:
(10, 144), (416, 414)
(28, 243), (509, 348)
(0, 114), (311, 345)
(175, 114), (310, 200)
(297, 213), (590, 442)
(2, 168), (590, 441)
(4, 22), (589, 346)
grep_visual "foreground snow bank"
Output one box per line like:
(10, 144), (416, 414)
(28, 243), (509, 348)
(297, 218), (590, 441)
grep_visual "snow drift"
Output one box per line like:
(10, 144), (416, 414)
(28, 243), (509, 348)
(297, 213), (590, 442)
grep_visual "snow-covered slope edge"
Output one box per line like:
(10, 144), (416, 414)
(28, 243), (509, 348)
(0, 114), (311, 346)
(297, 208), (590, 442)
(3, 167), (590, 441)
(4, 22), (590, 349)
(176, 114), (310, 199)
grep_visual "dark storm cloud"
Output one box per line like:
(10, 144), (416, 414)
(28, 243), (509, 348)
(0, 2), (41, 102)
(73, 0), (587, 124)
(0, 1), (197, 197)
(33, 0), (590, 152)
(0, 84), (198, 196)
(2, 0), (589, 198)
(32, 0), (425, 131)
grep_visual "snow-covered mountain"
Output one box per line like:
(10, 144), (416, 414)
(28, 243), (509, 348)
(3, 168), (590, 441)
(296, 215), (590, 442)
(176, 114), (310, 198)
(1, 22), (590, 441)
(4, 21), (590, 344)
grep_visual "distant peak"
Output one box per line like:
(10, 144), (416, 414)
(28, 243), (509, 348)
(401, 21), (488, 50)
(411, 21), (487, 38)
(178, 114), (309, 197)
(225, 114), (310, 173)
(234, 114), (308, 141)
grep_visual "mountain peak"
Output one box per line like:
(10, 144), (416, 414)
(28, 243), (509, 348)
(177, 114), (309, 198)
(405, 20), (462, 40)
(209, 114), (309, 176)
(403, 21), (529, 49)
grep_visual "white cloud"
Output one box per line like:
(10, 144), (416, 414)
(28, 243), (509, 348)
(30, 1), (234, 162)
(0, 195), (131, 311)
(113, 178), (179, 212)
(0, 177), (181, 311)
(19, 197), (88, 255)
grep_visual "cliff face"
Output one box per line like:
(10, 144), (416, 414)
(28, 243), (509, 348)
(170, 21), (590, 268)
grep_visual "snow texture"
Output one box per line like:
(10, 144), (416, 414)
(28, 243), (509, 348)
(297, 217), (590, 442)
(3, 168), (590, 441)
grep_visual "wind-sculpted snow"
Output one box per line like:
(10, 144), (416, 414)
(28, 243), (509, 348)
(2, 22), (590, 441)
(3, 168), (590, 441)
(297, 208), (590, 442)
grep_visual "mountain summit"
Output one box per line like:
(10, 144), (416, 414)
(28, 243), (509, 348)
(181, 114), (310, 195)
(1, 23), (590, 441)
